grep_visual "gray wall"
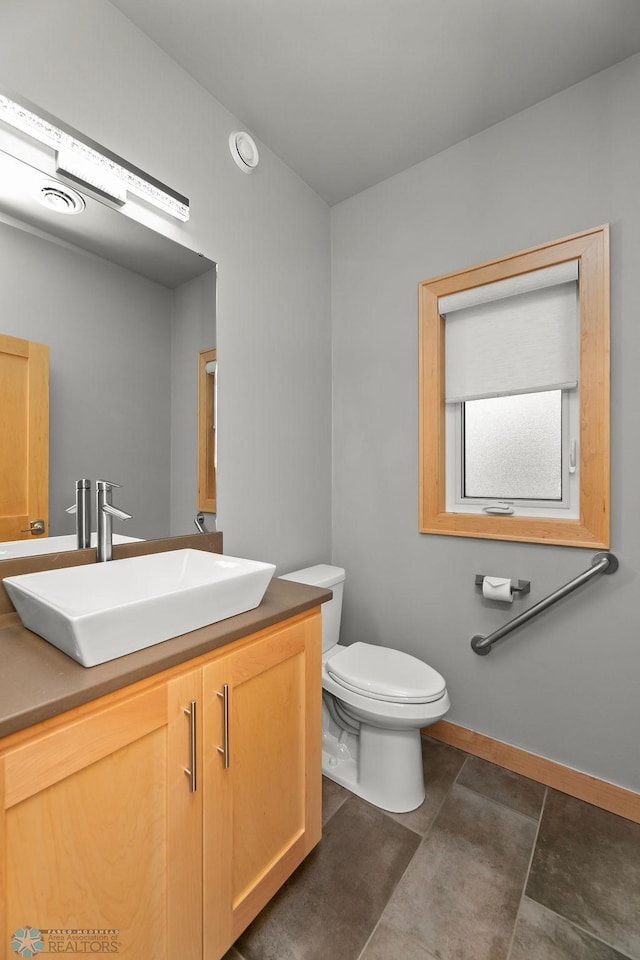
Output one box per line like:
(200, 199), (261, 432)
(0, 220), (173, 539)
(331, 54), (640, 792)
(0, 0), (332, 571)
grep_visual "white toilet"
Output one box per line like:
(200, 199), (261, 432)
(280, 564), (450, 813)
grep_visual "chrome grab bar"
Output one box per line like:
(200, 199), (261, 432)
(471, 552), (618, 656)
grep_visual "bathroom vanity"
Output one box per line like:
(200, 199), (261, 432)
(0, 534), (330, 960)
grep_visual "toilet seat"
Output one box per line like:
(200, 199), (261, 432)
(326, 642), (446, 704)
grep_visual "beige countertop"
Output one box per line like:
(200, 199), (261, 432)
(0, 576), (331, 740)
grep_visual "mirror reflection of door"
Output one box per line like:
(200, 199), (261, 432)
(0, 332), (49, 540)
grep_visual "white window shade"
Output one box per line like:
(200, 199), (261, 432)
(442, 261), (579, 403)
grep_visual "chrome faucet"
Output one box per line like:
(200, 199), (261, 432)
(66, 478), (92, 549)
(96, 480), (132, 562)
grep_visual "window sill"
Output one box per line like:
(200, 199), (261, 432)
(419, 508), (609, 548)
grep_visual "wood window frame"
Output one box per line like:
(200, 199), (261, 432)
(198, 347), (216, 513)
(418, 225), (610, 548)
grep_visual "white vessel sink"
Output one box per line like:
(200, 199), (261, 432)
(0, 533), (142, 560)
(4, 549), (276, 667)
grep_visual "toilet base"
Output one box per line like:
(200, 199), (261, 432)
(322, 719), (426, 813)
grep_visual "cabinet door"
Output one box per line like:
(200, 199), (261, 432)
(202, 610), (322, 956)
(0, 670), (202, 960)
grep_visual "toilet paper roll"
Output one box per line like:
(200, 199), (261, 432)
(482, 576), (513, 602)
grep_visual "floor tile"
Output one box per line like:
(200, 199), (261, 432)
(526, 790), (640, 959)
(235, 795), (420, 960)
(322, 775), (349, 825)
(457, 755), (546, 820)
(375, 783), (537, 960)
(509, 898), (632, 960)
(360, 919), (439, 960)
(386, 736), (467, 835)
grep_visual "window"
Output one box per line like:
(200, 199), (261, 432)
(443, 262), (579, 519)
(462, 390), (564, 502)
(448, 387), (579, 516)
(419, 226), (609, 547)
(198, 347), (216, 513)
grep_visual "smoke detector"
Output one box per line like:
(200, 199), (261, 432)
(37, 180), (86, 215)
(229, 131), (259, 173)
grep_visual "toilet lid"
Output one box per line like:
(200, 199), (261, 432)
(326, 642), (446, 704)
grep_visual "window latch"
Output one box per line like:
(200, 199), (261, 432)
(569, 440), (577, 475)
(482, 501), (515, 515)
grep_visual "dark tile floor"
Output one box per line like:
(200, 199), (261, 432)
(225, 737), (640, 960)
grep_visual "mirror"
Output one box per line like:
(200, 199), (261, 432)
(0, 109), (217, 546)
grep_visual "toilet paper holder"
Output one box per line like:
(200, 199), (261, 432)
(475, 574), (530, 597)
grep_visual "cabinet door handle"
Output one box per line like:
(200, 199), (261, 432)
(216, 684), (230, 769)
(184, 700), (197, 791)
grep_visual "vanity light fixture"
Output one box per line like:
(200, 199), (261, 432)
(0, 92), (190, 222)
(56, 148), (126, 206)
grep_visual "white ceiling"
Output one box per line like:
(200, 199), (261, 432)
(108, 0), (640, 205)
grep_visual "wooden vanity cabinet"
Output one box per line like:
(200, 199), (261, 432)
(202, 609), (322, 957)
(0, 608), (322, 960)
(0, 668), (203, 959)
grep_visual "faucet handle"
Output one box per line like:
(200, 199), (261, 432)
(96, 479), (122, 490)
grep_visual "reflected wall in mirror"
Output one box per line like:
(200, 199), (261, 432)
(0, 103), (217, 544)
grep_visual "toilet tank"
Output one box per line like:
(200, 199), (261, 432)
(280, 564), (345, 653)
